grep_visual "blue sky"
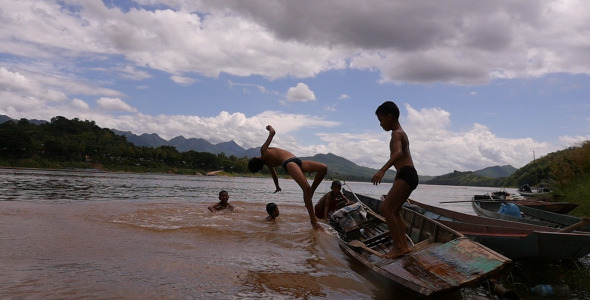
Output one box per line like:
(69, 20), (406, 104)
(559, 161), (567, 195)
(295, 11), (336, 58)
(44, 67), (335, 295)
(1, 0), (589, 176)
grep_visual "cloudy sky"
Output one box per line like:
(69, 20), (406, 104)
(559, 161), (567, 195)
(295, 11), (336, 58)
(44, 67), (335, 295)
(1, 0), (589, 176)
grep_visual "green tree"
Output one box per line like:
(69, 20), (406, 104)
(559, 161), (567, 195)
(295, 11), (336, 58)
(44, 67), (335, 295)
(0, 127), (32, 158)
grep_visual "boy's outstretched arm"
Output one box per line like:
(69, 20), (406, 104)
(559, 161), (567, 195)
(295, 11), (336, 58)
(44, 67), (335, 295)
(269, 166), (281, 193)
(261, 125), (276, 154)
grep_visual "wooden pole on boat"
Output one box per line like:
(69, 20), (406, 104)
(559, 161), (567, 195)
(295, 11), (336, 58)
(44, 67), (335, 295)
(440, 199), (500, 204)
(342, 181), (376, 213)
(348, 240), (384, 257)
(558, 217), (590, 233)
(441, 198), (564, 204)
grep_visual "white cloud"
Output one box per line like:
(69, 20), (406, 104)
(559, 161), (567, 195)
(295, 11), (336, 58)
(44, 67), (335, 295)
(117, 66), (152, 80)
(316, 104), (559, 175)
(339, 94), (350, 100)
(170, 75), (196, 85)
(96, 97), (137, 113)
(558, 135), (590, 147)
(229, 80), (276, 95)
(3, 1), (590, 84)
(72, 98), (89, 110)
(286, 83), (316, 102)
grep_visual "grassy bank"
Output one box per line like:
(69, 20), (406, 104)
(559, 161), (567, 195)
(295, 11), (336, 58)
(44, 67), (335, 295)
(556, 174), (590, 217)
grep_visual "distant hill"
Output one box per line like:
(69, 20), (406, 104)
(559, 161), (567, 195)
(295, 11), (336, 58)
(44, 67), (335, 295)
(0, 114), (47, 125)
(111, 130), (171, 148)
(0, 115), (12, 124)
(425, 169), (508, 187)
(299, 153), (394, 182)
(111, 129), (257, 157)
(474, 165), (517, 178)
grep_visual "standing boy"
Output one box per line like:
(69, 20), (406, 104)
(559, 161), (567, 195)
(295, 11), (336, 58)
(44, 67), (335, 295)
(372, 101), (419, 258)
(248, 125), (327, 229)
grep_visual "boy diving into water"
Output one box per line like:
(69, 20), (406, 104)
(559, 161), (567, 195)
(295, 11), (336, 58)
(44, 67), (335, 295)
(248, 125), (327, 229)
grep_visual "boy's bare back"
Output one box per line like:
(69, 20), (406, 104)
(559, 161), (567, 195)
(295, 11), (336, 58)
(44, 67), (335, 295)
(262, 147), (296, 167)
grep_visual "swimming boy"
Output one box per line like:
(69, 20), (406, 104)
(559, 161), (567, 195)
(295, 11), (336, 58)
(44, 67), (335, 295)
(371, 101), (419, 259)
(265, 202), (280, 221)
(208, 190), (235, 212)
(248, 125), (327, 229)
(314, 180), (353, 219)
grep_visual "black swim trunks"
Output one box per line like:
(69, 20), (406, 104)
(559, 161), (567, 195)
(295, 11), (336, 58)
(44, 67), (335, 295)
(395, 166), (419, 190)
(282, 157), (303, 172)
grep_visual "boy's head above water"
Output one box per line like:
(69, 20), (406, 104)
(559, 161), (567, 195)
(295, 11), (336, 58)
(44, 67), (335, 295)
(266, 202), (279, 219)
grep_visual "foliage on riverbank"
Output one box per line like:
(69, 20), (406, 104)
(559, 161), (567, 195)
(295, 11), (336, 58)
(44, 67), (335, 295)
(503, 141), (590, 217)
(425, 170), (506, 187)
(550, 142), (590, 217)
(0, 116), (253, 175)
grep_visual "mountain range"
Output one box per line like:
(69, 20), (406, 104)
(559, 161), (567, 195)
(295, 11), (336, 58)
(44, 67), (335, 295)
(1, 115), (516, 182)
(111, 129), (261, 158)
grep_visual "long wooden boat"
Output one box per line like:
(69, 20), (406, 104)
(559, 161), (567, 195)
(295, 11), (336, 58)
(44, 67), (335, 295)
(517, 204), (590, 231)
(517, 184), (553, 198)
(472, 198), (590, 231)
(331, 190), (512, 297)
(473, 193), (579, 214)
(404, 198), (590, 261)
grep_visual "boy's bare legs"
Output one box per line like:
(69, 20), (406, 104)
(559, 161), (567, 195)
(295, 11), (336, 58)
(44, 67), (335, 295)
(302, 161), (328, 198)
(381, 179), (413, 258)
(286, 161), (327, 230)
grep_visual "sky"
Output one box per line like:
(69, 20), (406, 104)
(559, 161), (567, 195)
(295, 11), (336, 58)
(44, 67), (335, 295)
(1, 0), (590, 176)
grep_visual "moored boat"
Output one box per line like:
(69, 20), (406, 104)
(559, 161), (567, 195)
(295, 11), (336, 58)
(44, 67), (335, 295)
(473, 193), (579, 214)
(517, 183), (553, 197)
(472, 198), (590, 231)
(330, 189), (512, 297)
(404, 198), (590, 261)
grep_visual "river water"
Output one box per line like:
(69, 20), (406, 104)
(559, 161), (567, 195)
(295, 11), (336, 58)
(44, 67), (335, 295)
(1, 168), (588, 299)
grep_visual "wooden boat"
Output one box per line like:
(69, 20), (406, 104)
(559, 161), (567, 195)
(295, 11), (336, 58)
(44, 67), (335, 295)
(472, 198), (590, 231)
(473, 193), (579, 214)
(517, 183), (553, 197)
(404, 199), (590, 261)
(517, 204), (590, 231)
(330, 190), (512, 297)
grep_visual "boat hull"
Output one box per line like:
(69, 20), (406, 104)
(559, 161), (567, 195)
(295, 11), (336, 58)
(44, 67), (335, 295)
(333, 190), (512, 297)
(437, 220), (590, 261)
(353, 193), (590, 261)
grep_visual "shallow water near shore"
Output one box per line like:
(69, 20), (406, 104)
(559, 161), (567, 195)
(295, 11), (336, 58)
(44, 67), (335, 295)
(1, 168), (589, 299)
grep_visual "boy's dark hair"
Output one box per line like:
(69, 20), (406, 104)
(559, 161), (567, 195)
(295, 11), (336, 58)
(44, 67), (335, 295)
(331, 180), (342, 187)
(219, 190), (228, 197)
(248, 157), (264, 173)
(266, 202), (278, 215)
(375, 101), (400, 120)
